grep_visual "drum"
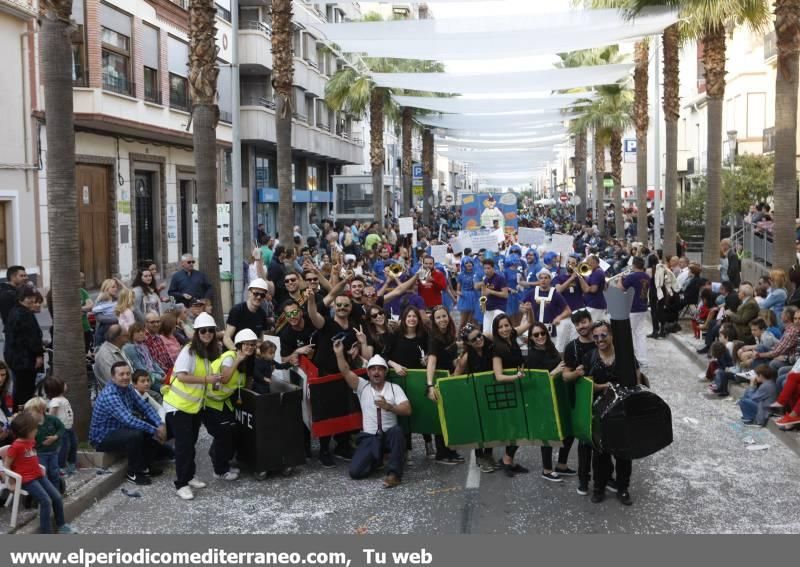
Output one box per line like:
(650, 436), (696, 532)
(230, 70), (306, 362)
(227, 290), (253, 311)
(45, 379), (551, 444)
(592, 384), (673, 460)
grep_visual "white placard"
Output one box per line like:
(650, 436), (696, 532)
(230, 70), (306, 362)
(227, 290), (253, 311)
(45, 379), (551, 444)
(518, 227), (546, 246)
(550, 234), (574, 267)
(493, 228), (505, 244)
(599, 259), (611, 272)
(471, 233), (499, 253)
(166, 204), (179, 242)
(430, 244), (448, 264)
(412, 230), (418, 248)
(398, 217), (414, 235)
(449, 236), (465, 255)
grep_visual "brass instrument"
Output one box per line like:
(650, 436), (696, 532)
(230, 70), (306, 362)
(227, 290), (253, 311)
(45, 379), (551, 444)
(577, 262), (593, 277)
(418, 269), (430, 284)
(606, 266), (633, 285)
(479, 296), (488, 313)
(388, 264), (404, 277)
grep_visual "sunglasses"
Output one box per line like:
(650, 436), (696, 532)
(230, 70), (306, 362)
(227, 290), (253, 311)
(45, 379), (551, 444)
(284, 309), (300, 318)
(198, 328), (215, 335)
(186, 260), (195, 264)
(285, 277), (298, 283)
(370, 312), (384, 319)
(147, 320), (161, 324)
(335, 303), (351, 308)
(592, 333), (609, 341)
(531, 331), (547, 338)
(251, 291), (266, 298)
(305, 278), (319, 283)
(469, 335), (484, 344)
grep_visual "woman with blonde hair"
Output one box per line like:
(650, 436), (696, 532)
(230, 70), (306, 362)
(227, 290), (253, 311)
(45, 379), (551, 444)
(115, 288), (136, 332)
(762, 269), (788, 325)
(92, 278), (122, 346)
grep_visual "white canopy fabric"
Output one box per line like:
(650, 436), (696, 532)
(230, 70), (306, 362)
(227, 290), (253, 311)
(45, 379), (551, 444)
(416, 110), (570, 130)
(321, 10), (677, 60)
(438, 135), (568, 149)
(440, 148), (556, 161)
(393, 94), (590, 115)
(439, 128), (567, 138)
(372, 64), (633, 95)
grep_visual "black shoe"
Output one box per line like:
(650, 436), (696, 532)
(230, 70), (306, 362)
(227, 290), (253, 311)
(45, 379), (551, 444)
(646, 332), (660, 339)
(143, 467), (163, 477)
(577, 482), (589, 495)
(509, 463), (529, 474)
(591, 491), (605, 503)
(319, 452), (336, 468)
(606, 479), (618, 493)
(502, 463), (515, 477)
(617, 490), (633, 506)
(696, 345), (710, 354)
(435, 455), (461, 465)
(126, 473), (152, 486)
(555, 466), (577, 476)
(333, 445), (354, 462)
(448, 450), (465, 463)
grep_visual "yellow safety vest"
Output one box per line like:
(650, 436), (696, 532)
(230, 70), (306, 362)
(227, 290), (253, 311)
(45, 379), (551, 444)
(162, 350), (209, 415)
(204, 351), (245, 412)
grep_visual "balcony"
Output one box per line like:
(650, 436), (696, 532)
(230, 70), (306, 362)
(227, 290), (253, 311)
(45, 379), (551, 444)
(294, 58), (326, 97)
(102, 73), (134, 97)
(764, 31), (777, 62)
(763, 126), (775, 153)
(239, 22), (273, 72)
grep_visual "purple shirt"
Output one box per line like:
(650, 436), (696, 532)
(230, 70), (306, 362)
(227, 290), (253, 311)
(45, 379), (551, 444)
(484, 272), (508, 311)
(584, 268), (607, 310)
(384, 292), (426, 319)
(622, 271), (651, 313)
(552, 273), (585, 311)
(522, 288), (568, 324)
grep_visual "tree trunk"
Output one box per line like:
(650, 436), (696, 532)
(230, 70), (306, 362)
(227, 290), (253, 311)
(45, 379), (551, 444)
(41, 1), (89, 439)
(189, 0), (222, 323)
(401, 107), (413, 216)
(574, 129), (587, 224)
(662, 25), (680, 258)
(634, 40), (650, 245)
(272, 0), (294, 249)
(422, 129), (434, 226)
(369, 89), (385, 228)
(773, 0), (800, 271)
(594, 129), (606, 236)
(701, 27), (726, 281)
(611, 130), (624, 238)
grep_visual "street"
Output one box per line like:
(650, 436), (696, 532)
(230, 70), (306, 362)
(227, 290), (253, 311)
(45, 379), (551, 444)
(70, 338), (800, 534)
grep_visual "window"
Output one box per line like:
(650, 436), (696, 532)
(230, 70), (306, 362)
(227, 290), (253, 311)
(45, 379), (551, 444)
(215, 0), (231, 22)
(71, 0), (86, 85)
(100, 4), (132, 95)
(142, 24), (160, 103)
(168, 37), (190, 110)
(224, 150), (232, 185)
(747, 92), (766, 138)
(217, 62), (232, 123)
(307, 165), (318, 191)
(255, 156), (271, 187)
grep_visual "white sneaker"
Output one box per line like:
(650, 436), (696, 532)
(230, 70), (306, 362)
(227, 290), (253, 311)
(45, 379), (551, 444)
(228, 466), (240, 474)
(176, 486), (194, 500)
(188, 478), (207, 489)
(213, 471), (239, 481)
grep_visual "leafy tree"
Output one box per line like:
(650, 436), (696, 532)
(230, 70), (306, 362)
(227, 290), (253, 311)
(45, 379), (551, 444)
(722, 153), (774, 218)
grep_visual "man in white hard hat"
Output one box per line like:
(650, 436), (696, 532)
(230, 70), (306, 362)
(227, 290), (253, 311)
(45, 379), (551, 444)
(334, 341), (411, 488)
(224, 278), (269, 350)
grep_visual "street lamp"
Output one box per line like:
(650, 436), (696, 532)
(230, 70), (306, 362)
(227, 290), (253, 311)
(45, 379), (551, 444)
(727, 129), (738, 238)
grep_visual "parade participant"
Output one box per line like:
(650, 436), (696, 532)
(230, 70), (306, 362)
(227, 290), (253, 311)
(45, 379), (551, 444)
(454, 324), (497, 473)
(359, 306), (394, 359)
(425, 306), (464, 465)
(620, 257), (652, 367)
(456, 257), (480, 329)
(307, 289), (356, 466)
(168, 254), (213, 307)
(522, 269), (571, 341)
(526, 322), (576, 482)
(372, 245), (394, 283)
(552, 256), (585, 351)
(277, 299), (317, 362)
(578, 255), (607, 322)
(503, 255), (523, 323)
(417, 255), (447, 309)
(561, 309), (595, 495)
(205, 329), (257, 481)
(479, 259), (509, 333)
(223, 278), (269, 350)
(162, 312), (222, 500)
(334, 343), (410, 488)
(491, 314), (533, 477)
(582, 321), (641, 506)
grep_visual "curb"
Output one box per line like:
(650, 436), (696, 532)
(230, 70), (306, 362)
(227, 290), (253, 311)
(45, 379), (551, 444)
(667, 332), (800, 459)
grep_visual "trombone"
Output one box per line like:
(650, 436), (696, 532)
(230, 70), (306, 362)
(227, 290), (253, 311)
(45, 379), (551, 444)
(576, 262), (593, 277)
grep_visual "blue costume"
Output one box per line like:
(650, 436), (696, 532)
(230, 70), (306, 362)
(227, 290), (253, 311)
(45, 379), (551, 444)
(457, 258), (480, 319)
(504, 257), (522, 316)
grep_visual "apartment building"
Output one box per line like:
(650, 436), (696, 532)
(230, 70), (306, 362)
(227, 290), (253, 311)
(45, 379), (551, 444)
(238, 1), (364, 238)
(0, 0), (37, 282)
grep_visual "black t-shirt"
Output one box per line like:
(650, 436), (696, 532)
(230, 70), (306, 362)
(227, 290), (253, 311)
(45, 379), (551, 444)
(312, 316), (350, 375)
(278, 317), (317, 358)
(429, 335), (458, 372)
(526, 346), (561, 372)
(367, 329), (393, 358)
(465, 343), (494, 374)
(227, 302), (268, 338)
(386, 333), (428, 369)
(564, 338), (597, 371)
(493, 335), (523, 369)
(581, 349), (640, 387)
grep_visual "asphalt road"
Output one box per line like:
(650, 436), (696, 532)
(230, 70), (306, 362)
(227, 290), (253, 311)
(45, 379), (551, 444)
(71, 337), (800, 534)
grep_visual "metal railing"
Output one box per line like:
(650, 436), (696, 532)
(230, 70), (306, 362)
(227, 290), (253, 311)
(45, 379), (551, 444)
(219, 110), (233, 123)
(170, 92), (190, 112)
(764, 30), (777, 61)
(102, 73), (133, 96)
(242, 95), (276, 109)
(316, 122), (330, 132)
(144, 88), (162, 104)
(744, 221), (774, 268)
(240, 20), (272, 38)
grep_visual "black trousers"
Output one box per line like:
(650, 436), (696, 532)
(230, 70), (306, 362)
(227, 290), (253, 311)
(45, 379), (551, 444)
(202, 406), (237, 475)
(541, 436), (575, 470)
(577, 441), (593, 485)
(166, 410), (202, 489)
(95, 428), (158, 475)
(12, 368), (37, 409)
(592, 450), (632, 492)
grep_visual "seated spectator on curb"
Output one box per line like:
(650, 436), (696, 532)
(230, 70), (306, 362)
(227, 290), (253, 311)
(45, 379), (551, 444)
(89, 362), (167, 486)
(334, 340), (411, 489)
(724, 284), (759, 345)
(707, 341), (735, 397)
(122, 322), (166, 390)
(748, 307), (799, 371)
(738, 365), (778, 426)
(93, 325), (132, 391)
(759, 309), (782, 339)
(737, 318), (779, 368)
(704, 341), (732, 385)
(24, 397), (64, 490)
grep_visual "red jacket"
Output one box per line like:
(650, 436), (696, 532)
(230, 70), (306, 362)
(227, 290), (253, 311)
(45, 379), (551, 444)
(418, 270), (447, 308)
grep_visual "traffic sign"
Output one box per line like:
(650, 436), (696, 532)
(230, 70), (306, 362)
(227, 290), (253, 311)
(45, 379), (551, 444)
(559, 193), (569, 203)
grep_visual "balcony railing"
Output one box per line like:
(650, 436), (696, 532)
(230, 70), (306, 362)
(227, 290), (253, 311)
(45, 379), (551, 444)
(764, 30), (777, 61)
(219, 110), (233, 123)
(763, 126), (775, 153)
(102, 73), (133, 96)
(169, 0), (188, 9)
(144, 87), (162, 105)
(242, 95), (276, 109)
(316, 122), (330, 132)
(170, 93), (190, 112)
(240, 20), (272, 38)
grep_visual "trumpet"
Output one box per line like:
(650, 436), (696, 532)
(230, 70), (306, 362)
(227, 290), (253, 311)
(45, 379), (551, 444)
(577, 262), (593, 277)
(388, 264), (404, 277)
(479, 296), (488, 313)
(606, 266), (633, 284)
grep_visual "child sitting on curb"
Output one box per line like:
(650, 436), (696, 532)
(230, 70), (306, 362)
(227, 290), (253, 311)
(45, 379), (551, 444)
(738, 365), (778, 426)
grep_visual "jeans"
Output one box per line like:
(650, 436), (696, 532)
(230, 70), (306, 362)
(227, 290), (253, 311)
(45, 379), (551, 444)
(349, 426), (406, 479)
(704, 321), (722, 348)
(713, 368), (733, 395)
(38, 451), (60, 488)
(777, 366), (791, 392)
(166, 411), (202, 489)
(541, 437), (575, 471)
(59, 428), (78, 468)
(95, 427), (159, 475)
(23, 477), (64, 533)
(201, 407), (237, 475)
(738, 397), (758, 423)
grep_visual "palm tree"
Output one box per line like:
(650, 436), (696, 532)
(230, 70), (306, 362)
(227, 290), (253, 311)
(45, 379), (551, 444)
(662, 22), (680, 258)
(188, 0), (223, 322)
(422, 128), (434, 225)
(271, 0), (294, 249)
(633, 40), (650, 244)
(40, 0), (89, 438)
(772, 0), (800, 271)
(401, 106), (413, 215)
(594, 127), (611, 235)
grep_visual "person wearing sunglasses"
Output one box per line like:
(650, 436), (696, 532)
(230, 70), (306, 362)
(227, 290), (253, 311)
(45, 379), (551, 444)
(168, 254), (213, 308)
(359, 307), (393, 359)
(277, 298), (317, 364)
(223, 279), (269, 351)
(162, 312), (222, 501)
(581, 321), (641, 506)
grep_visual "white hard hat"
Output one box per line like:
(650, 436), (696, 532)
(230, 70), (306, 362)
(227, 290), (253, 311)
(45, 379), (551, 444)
(366, 355), (388, 369)
(248, 278), (268, 291)
(193, 312), (216, 329)
(537, 268), (553, 278)
(234, 328), (259, 345)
